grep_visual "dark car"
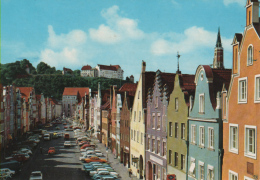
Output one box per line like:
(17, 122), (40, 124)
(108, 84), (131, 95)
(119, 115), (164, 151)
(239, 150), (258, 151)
(0, 161), (21, 173)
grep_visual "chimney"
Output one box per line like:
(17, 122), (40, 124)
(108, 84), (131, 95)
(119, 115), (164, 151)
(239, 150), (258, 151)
(141, 60), (146, 73)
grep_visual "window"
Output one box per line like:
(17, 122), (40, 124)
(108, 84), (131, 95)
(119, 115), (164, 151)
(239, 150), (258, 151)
(157, 114), (161, 129)
(157, 140), (160, 154)
(247, 45), (253, 65)
(139, 111), (141, 122)
(199, 94), (205, 113)
(175, 98), (179, 111)
(138, 91), (140, 99)
(134, 130), (136, 141)
(181, 123), (185, 140)
(169, 150), (172, 164)
(152, 139), (155, 152)
(162, 168), (166, 180)
(255, 75), (260, 102)
(134, 111), (136, 121)
(229, 124), (238, 153)
(163, 142), (166, 156)
(238, 78), (247, 103)
(191, 125), (196, 144)
(169, 122), (173, 137)
(175, 123), (178, 138)
(181, 154), (185, 170)
(147, 138), (150, 150)
(245, 125), (256, 159)
(199, 161), (204, 180)
(208, 165), (214, 180)
(131, 129), (133, 140)
(208, 127), (214, 149)
(189, 158), (195, 177)
(152, 116), (155, 128)
(155, 96), (158, 108)
(229, 170), (238, 180)
(174, 152), (178, 167)
(137, 131), (139, 143)
(158, 167), (161, 180)
(141, 133), (143, 144)
(199, 126), (205, 147)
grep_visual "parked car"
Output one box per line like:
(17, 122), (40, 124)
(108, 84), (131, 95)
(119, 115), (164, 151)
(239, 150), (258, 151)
(64, 133), (70, 140)
(29, 171), (42, 180)
(0, 168), (15, 177)
(18, 148), (32, 155)
(43, 133), (51, 141)
(85, 156), (107, 163)
(78, 141), (89, 146)
(90, 168), (108, 177)
(48, 147), (56, 154)
(0, 171), (12, 179)
(55, 127), (60, 130)
(5, 154), (28, 162)
(92, 171), (115, 180)
(64, 141), (72, 147)
(0, 161), (21, 173)
(81, 144), (95, 150)
(65, 128), (73, 131)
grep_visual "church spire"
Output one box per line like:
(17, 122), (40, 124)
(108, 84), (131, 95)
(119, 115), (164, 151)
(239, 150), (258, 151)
(176, 51), (181, 74)
(216, 27), (222, 48)
(213, 27), (224, 69)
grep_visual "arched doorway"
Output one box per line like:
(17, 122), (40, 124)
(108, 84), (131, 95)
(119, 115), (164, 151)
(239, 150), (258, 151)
(139, 155), (143, 179)
(147, 161), (153, 180)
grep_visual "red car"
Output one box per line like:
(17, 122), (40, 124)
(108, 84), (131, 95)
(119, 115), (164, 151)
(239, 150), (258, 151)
(81, 144), (95, 149)
(6, 154), (28, 162)
(84, 156), (107, 163)
(64, 126), (67, 129)
(48, 147), (56, 154)
(73, 126), (81, 130)
(78, 141), (89, 146)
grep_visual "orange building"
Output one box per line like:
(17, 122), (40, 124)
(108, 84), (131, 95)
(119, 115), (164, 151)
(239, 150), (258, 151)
(222, 0), (260, 179)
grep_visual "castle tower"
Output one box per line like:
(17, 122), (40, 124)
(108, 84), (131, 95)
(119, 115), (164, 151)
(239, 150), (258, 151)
(213, 28), (224, 69)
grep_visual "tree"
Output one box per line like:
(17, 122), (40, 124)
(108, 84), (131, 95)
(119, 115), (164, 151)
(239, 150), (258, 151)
(73, 70), (81, 76)
(37, 62), (52, 74)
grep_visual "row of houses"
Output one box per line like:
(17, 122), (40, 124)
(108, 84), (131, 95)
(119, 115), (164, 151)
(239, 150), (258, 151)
(66, 1), (259, 179)
(0, 84), (62, 152)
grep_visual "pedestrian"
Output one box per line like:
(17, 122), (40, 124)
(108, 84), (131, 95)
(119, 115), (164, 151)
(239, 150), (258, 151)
(128, 168), (132, 177)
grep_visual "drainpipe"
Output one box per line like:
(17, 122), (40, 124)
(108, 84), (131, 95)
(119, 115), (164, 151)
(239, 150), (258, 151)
(186, 119), (189, 180)
(218, 148), (223, 180)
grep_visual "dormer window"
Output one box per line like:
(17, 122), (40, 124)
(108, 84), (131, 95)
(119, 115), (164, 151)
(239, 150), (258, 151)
(247, 45), (253, 65)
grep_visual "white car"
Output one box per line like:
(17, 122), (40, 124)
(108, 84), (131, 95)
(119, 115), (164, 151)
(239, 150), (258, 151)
(95, 150), (103, 157)
(20, 148), (32, 155)
(64, 141), (71, 147)
(29, 171), (43, 180)
(79, 154), (95, 161)
(110, 171), (120, 178)
(89, 168), (107, 177)
(0, 168), (15, 177)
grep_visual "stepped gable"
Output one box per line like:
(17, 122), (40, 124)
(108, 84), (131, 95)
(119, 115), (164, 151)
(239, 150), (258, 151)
(118, 83), (137, 96)
(159, 72), (176, 100)
(17, 87), (33, 102)
(143, 71), (156, 108)
(101, 101), (110, 110)
(81, 65), (92, 70)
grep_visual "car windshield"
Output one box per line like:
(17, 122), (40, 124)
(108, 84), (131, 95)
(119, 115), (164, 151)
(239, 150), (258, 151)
(31, 173), (41, 176)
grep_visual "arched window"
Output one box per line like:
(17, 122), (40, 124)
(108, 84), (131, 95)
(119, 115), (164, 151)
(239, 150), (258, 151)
(248, 45), (253, 65)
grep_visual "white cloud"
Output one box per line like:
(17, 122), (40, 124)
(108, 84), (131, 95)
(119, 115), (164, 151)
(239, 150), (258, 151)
(47, 25), (87, 49)
(39, 48), (79, 68)
(151, 26), (232, 55)
(223, 0), (245, 6)
(89, 25), (121, 44)
(89, 5), (144, 44)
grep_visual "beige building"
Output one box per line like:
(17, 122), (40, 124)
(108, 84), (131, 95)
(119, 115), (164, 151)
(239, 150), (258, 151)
(130, 61), (155, 179)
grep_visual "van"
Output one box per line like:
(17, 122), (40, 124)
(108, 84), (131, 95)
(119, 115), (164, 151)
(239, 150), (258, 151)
(0, 161), (21, 173)
(43, 133), (51, 140)
(64, 133), (70, 140)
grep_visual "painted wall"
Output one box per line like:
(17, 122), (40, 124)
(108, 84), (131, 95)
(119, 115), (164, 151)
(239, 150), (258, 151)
(167, 74), (189, 180)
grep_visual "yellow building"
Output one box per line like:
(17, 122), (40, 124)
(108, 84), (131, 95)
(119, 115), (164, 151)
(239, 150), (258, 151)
(130, 61), (155, 179)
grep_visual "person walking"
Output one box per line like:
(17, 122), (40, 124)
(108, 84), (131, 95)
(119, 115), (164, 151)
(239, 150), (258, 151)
(128, 168), (132, 177)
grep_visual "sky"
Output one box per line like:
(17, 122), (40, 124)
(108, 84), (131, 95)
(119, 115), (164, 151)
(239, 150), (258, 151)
(1, 0), (249, 79)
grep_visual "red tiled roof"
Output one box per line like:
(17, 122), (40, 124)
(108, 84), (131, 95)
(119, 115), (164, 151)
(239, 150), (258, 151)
(36, 94), (41, 101)
(98, 64), (117, 71)
(81, 65), (92, 70)
(118, 83), (137, 96)
(63, 67), (73, 72)
(63, 87), (89, 97)
(17, 87), (33, 102)
(179, 74), (196, 106)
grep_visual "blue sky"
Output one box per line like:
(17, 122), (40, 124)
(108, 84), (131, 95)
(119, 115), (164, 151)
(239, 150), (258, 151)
(1, 0), (247, 79)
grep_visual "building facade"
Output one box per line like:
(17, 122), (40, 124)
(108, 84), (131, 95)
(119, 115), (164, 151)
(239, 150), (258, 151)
(130, 61), (155, 179)
(167, 73), (195, 180)
(146, 70), (175, 180)
(222, 1), (260, 179)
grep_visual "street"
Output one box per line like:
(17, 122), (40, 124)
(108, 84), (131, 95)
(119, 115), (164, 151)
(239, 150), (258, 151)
(12, 124), (87, 180)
